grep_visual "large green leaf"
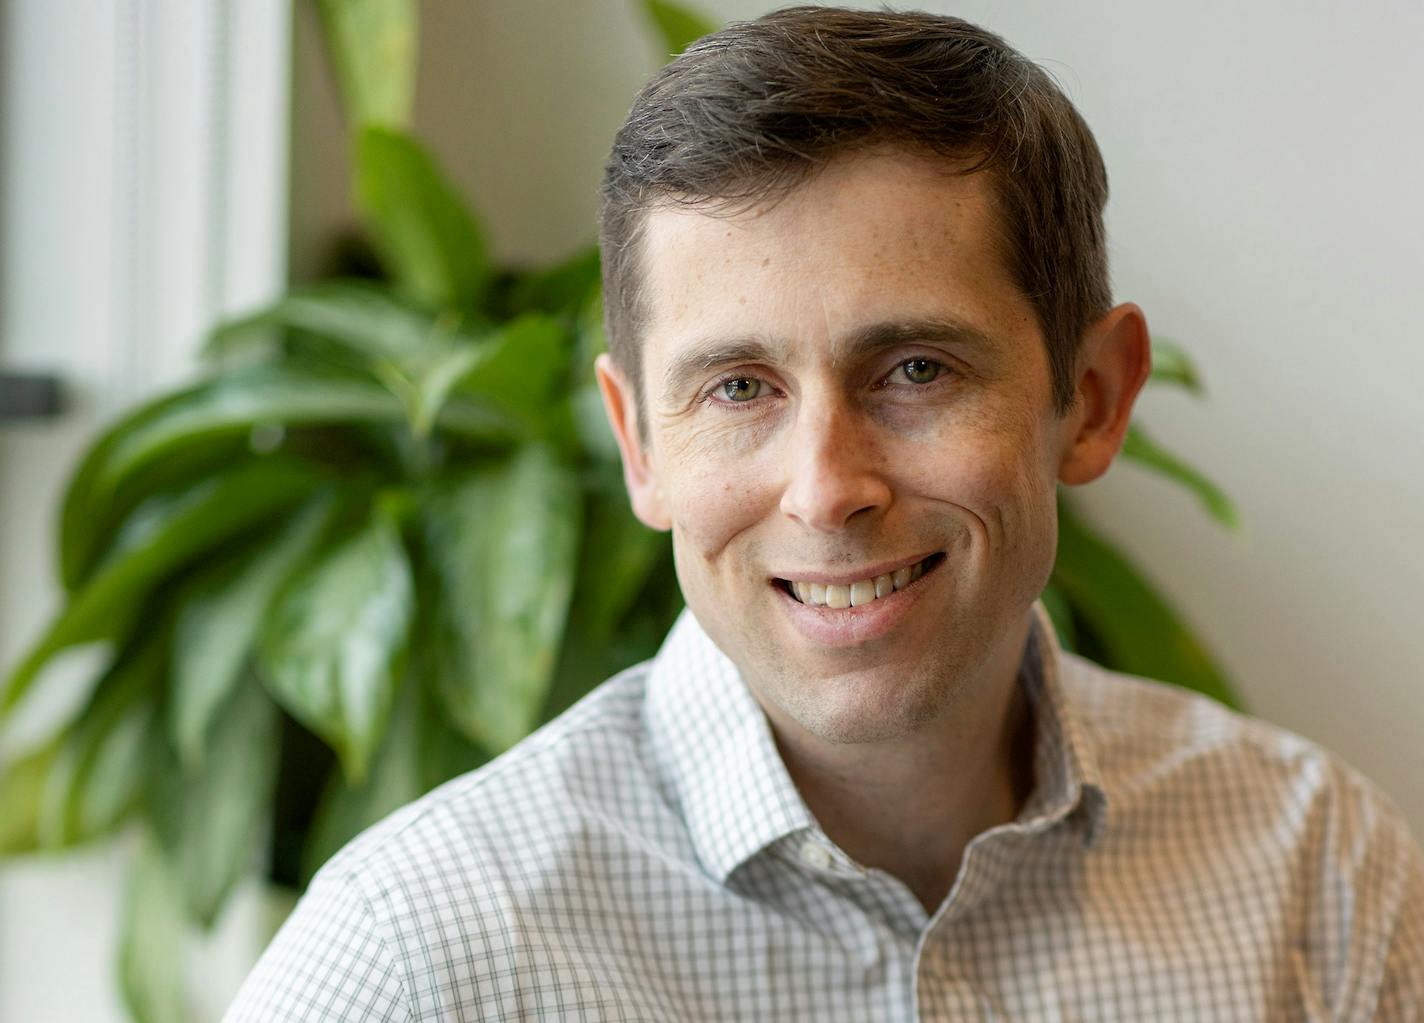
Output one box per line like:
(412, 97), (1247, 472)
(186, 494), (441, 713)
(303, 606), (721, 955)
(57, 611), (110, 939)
(149, 672), (279, 928)
(642, 0), (718, 56)
(1037, 580), (1078, 652)
(75, 365), (514, 508)
(205, 279), (466, 365)
(0, 736), (63, 854)
(3, 461), (321, 719)
(59, 387), (246, 592)
(316, 0), (416, 129)
(568, 489), (667, 643)
(170, 495), (337, 768)
(453, 313), (577, 438)
(1051, 496), (1242, 709)
(258, 506), (415, 784)
(355, 125), (490, 311)
(1120, 422), (1240, 530)
(504, 246), (601, 317)
(36, 632), (166, 848)
(119, 832), (189, 1023)
(300, 671), (421, 885)
(424, 447), (581, 750)
(1147, 336), (1203, 393)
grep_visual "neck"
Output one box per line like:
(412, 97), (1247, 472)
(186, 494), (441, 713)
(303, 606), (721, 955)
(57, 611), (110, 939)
(772, 617), (1037, 915)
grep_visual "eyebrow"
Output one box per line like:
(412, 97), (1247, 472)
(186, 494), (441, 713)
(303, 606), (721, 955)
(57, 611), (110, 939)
(660, 317), (998, 401)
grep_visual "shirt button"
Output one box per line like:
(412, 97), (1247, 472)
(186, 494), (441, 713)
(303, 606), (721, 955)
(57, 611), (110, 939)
(799, 840), (833, 870)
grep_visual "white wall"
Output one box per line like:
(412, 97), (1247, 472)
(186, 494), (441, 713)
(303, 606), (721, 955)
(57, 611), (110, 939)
(293, 0), (1423, 835)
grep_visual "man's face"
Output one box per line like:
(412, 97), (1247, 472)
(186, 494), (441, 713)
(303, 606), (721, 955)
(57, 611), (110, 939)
(600, 149), (1086, 747)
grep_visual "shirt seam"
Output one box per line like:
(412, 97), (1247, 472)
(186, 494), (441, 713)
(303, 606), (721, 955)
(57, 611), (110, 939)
(335, 870), (418, 1023)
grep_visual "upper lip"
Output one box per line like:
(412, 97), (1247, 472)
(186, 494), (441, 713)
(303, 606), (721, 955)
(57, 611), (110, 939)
(770, 551), (939, 587)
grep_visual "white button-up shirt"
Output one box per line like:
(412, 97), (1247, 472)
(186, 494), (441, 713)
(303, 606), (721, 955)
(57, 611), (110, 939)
(226, 602), (1424, 1021)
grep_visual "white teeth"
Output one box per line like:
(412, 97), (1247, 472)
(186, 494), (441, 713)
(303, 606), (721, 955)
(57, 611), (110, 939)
(787, 558), (935, 607)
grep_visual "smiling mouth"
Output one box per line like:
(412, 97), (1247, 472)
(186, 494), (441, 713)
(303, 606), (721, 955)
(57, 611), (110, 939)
(774, 552), (946, 608)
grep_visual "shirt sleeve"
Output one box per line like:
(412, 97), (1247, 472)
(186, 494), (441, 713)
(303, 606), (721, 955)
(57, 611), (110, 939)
(223, 870), (413, 1023)
(1374, 832), (1424, 1022)
(1311, 763), (1424, 1022)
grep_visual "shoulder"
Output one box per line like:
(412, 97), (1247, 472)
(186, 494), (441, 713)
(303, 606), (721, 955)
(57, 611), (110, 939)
(323, 659), (665, 895)
(1059, 648), (1406, 833)
(229, 661), (679, 1019)
(1062, 651), (1424, 1014)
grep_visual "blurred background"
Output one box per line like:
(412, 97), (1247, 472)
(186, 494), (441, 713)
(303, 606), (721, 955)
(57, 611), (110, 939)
(2, 0), (1420, 1019)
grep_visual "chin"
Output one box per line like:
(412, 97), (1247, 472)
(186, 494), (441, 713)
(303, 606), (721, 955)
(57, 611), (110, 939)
(768, 664), (954, 746)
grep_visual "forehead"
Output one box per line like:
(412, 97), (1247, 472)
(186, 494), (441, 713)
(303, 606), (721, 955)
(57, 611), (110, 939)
(637, 150), (1038, 390)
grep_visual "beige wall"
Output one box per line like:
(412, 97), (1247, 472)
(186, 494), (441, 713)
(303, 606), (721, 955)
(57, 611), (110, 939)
(296, 0), (1423, 842)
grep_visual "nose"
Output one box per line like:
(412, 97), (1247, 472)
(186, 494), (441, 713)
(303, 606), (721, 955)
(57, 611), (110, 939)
(778, 397), (893, 533)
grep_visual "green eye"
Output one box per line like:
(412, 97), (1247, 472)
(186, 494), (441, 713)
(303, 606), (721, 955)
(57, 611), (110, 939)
(901, 358), (941, 384)
(722, 378), (761, 401)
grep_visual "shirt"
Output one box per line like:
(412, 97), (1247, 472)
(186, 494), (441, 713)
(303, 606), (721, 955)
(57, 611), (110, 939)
(225, 601), (1424, 1021)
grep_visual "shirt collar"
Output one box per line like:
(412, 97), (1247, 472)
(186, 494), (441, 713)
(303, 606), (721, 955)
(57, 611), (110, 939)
(644, 610), (815, 882)
(1017, 600), (1109, 847)
(644, 599), (1108, 883)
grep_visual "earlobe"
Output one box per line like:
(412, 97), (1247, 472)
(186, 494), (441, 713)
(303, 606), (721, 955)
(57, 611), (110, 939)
(594, 354), (672, 531)
(1057, 303), (1153, 486)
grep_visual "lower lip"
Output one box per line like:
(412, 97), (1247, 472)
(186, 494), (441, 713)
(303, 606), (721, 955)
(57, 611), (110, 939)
(772, 559), (940, 648)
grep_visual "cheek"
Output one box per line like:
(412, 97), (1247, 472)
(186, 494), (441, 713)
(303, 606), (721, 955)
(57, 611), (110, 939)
(912, 410), (1058, 551)
(665, 454), (774, 563)
(656, 415), (783, 560)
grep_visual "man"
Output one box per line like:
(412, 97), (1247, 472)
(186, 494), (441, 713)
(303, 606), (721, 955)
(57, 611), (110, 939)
(228, 8), (1423, 1020)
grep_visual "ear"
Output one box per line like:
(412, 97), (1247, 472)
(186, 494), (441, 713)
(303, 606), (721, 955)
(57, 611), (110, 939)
(1056, 302), (1153, 486)
(594, 353), (672, 531)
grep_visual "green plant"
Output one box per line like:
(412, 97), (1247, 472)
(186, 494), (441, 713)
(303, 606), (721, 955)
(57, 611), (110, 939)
(0, 2), (1240, 1020)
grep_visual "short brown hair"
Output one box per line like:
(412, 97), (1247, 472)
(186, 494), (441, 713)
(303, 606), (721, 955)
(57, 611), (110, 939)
(598, 5), (1111, 430)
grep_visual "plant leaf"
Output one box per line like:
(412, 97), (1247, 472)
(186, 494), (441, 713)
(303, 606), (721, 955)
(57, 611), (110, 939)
(59, 387), (247, 592)
(1037, 580), (1078, 652)
(315, 0), (416, 129)
(91, 365), (513, 500)
(37, 631), (166, 848)
(568, 489), (667, 643)
(1120, 422), (1240, 530)
(299, 671), (421, 885)
(355, 125), (490, 311)
(641, 0), (717, 57)
(58, 367), (517, 546)
(1148, 336), (1203, 393)
(4, 461), (320, 721)
(0, 736), (63, 854)
(118, 831), (189, 1023)
(205, 279), (469, 365)
(505, 246), (601, 316)
(424, 447), (581, 750)
(258, 506), (415, 784)
(453, 313), (575, 432)
(149, 672), (279, 928)
(170, 495), (338, 768)
(1052, 496), (1243, 710)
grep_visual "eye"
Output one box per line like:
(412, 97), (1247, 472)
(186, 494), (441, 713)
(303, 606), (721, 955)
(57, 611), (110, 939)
(899, 358), (942, 385)
(719, 377), (762, 402)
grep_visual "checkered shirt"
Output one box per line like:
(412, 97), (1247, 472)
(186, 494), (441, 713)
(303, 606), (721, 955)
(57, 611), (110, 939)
(225, 601), (1424, 1021)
